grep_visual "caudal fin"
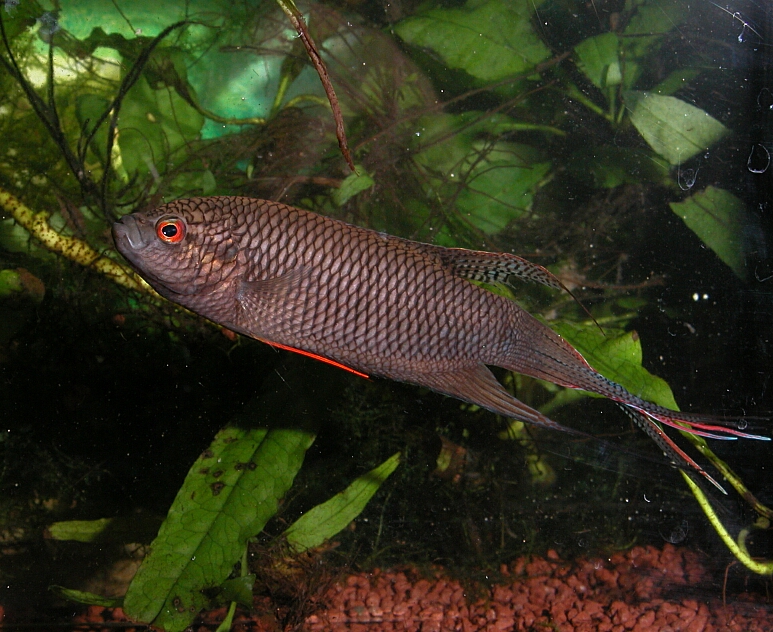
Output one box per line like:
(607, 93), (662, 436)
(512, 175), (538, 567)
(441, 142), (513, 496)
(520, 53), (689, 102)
(502, 309), (768, 490)
(505, 310), (769, 442)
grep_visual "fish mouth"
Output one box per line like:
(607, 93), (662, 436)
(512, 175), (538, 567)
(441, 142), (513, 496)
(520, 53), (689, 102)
(112, 213), (191, 298)
(112, 214), (149, 253)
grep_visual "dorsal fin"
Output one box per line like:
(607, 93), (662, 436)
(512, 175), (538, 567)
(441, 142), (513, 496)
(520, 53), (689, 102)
(419, 246), (602, 332)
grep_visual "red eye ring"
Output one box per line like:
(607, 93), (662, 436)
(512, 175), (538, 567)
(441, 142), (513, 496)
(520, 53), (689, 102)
(156, 217), (187, 244)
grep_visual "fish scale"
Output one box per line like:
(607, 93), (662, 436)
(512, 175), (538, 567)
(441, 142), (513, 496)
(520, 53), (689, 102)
(113, 196), (768, 493)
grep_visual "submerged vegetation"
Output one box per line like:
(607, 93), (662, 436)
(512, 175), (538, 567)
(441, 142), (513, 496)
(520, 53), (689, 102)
(0, 0), (771, 628)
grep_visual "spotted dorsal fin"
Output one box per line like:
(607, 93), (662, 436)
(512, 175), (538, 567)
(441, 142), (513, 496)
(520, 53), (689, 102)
(416, 245), (601, 330)
(437, 249), (566, 290)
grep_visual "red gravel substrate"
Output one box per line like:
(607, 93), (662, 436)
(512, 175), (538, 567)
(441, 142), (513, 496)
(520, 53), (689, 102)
(54, 544), (773, 631)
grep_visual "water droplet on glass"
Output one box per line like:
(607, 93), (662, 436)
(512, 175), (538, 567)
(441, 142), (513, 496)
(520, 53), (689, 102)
(36, 11), (60, 36)
(758, 88), (773, 110)
(738, 419), (748, 430)
(747, 144), (770, 174)
(678, 167), (698, 191)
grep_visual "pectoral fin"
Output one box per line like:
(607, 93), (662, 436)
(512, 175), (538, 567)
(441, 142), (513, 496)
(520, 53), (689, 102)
(236, 266), (312, 334)
(238, 266), (310, 307)
(236, 268), (369, 378)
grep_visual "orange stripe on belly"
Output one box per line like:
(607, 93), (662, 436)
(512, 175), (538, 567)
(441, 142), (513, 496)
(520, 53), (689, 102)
(259, 339), (369, 379)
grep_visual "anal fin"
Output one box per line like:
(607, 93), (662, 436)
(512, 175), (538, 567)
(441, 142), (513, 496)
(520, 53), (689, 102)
(416, 364), (587, 437)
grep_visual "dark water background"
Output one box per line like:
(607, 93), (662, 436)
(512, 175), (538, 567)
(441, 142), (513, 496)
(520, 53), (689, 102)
(0, 0), (771, 621)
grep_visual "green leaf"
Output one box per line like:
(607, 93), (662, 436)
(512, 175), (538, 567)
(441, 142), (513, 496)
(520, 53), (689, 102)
(56, 0), (227, 39)
(624, 0), (686, 60)
(411, 114), (552, 235)
(169, 169), (218, 196)
(123, 425), (314, 632)
(76, 94), (112, 161)
(653, 68), (702, 96)
(46, 513), (162, 544)
(456, 142), (550, 234)
(669, 186), (750, 279)
(117, 76), (204, 179)
(0, 0), (43, 41)
(50, 586), (122, 608)
(47, 518), (113, 542)
(574, 33), (621, 89)
(0, 269), (24, 298)
(332, 167), (375, 206)
(567, 147), (669, 188)
(550, 323), (678, 409)
(220, 575), (255, 607)
(624, 91), (730, 165)
(283, 452), (400, 554)
(395, 0), (550, 82)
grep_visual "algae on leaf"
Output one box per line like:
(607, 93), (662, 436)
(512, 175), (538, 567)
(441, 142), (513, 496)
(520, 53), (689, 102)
(625, 91), (729, 165)
(669, 186), (750, 279)
(394, 0), (550, 82)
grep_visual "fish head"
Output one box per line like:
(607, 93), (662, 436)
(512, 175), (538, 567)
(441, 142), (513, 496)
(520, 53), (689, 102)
(112, 199), (240, 299)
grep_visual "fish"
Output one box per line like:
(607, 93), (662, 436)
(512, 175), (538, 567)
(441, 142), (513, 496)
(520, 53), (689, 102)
(113, 196), (768, 492)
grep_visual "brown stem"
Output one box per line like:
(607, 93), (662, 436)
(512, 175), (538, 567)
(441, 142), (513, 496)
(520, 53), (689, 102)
(275, 0), (355, 171)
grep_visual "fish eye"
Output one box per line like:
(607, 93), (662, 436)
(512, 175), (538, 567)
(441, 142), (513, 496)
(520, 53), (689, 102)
(156, 217), (187, 244)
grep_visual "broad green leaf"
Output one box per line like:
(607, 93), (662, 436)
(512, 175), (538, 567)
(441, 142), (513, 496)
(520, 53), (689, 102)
(169, 169), (218, 196)
(575, 33), (621, 89)
(283, 452), (401, 554)
(654, 68), (702, 96)
(412, 112), (559, 176)
(56, 0), (227, 39)
(0, 219), (34, 254)
(625, 91), (730, 165)
(624, 0), (686, 60)
(456, 142), (550, 234)
(50, 586), (122, 608)
(117, 76), (204, 179)
(0, 0), (44, 41)
(123, 425), (314, 632)
(332, 167), (375, 206)
(220, 575), (255, 607)
(669, 186), (750, 279)
(551, 323), (678, 409)
(76, 94), (112, 161)
(412, 115), (552, 235)
(395, 0), (550, 82)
